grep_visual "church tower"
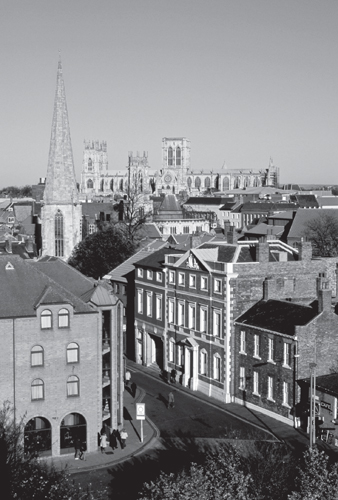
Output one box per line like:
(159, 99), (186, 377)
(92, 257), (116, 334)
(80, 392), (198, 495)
(41, 57), (82, 260)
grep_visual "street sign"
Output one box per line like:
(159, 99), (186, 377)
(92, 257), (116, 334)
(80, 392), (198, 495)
(136, 403), (145, 420)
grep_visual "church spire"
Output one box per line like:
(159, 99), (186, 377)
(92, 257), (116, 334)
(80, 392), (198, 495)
(43, 57), (78, 205)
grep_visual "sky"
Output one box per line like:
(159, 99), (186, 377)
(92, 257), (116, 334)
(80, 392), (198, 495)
(1, 0), (338, 187)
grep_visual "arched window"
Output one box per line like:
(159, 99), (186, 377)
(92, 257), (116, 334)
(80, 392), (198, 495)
(67, 343), (79, 363)
(100, 179), (104, 192)
(31, 345), (44, 367)
(88, 158), (92, 170)
(87, 179), (93, 189)
(55, 210), (64, 257)
(204, 177), (211, 189)
(31, 379), (44, 400)
(40, 310), (52, 329)
(24, 417), (51, 454)
(60, 413), (86, 450)
(223, 177), (230, 190)
(119, 179), (124, 191)
(110, 179), (114, 191)
(176, 146), (181, 166)
(200, 349), (207, 375)
(213, 354), (221, 381)
(187, 177), (192, 189)
(195, 177), (201, 190)
(67, 375), (79, 396)
(58, 308), (69, 328)
(168, 147), (173, 166)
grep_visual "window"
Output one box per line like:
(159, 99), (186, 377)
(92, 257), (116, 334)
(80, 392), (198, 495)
(239, 366), (246, 390)
(58, 308), (69, 328)
(188, 303), (196, 329)
(156, 295), (162, 320)
(31, 345), (44, 367)
(267, 376), (274, 400)
(87, 179), (93, 188)
(67, 343), (79, 363)
(55, 210), (64, 257)
(31, 379), (44, 400)
(214, 279), (221, 293)
(240, 331), (246, 353)
(201, 276), (208, 290)
(183, 226), (189, 234)
(254, 335), (260, 358)
(213, 310), (221, 337)
(283, 382), (290, 406)
(268, 338), (275, 362)
(147, 270), (153, 280)
(122, 285), (126, 295)
(200, 307), (207, 333)
(41, 310), (52, 329)
(67, 375), (79, 397)
(177, 345), (183, 366)
(213, 354), (221, 381)
(138, 268), (144, 278)
(7, 217), (15, 223)
(178, 273), (185, 286)
(88, 224), (96, 234)
(169, 271), (175, 284)
(178, 302), (185, 327)
(253, 371), (259, 395)
(200, 350), (207, 375)
(168, 299), (175, 324)
(137, 289), (143, 314)
(156, 272), (162, 282)
(146, 292), (153, 317)
(169, 339), (175, 362)
(283, 343), (292, 367)
(170, 227), (177, 235)
(168, 146), (173, 166)
(176, 146), (181, 166)
(115, 283), (120, 294)
(189, 275), (196, 288)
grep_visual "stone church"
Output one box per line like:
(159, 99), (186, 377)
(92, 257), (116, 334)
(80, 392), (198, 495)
(41, 57), (82, 261)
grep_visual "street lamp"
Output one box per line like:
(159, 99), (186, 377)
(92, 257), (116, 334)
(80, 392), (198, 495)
(309, 362), (317, 449)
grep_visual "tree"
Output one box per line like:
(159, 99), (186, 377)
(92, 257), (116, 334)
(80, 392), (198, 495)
(115, 186), (152, 244)
(68, 224), (138, 279)
(0, 401), (106, 500)
(304, 213), (338, 257)
(0, 185), (32, 198)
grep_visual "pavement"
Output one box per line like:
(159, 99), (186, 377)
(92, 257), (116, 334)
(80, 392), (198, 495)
(45, 359), (337, 473)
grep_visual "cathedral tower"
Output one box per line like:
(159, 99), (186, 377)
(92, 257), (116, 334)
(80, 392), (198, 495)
(41, 57), (82, 260)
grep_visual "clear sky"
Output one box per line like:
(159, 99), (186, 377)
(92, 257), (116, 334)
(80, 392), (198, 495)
(1, 0), (338, 187)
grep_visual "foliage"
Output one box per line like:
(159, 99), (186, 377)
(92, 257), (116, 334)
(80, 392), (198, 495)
(304, 213), (338, 257)
(0, 401), (106, 500)
(68, 224), (138, 279)
(0, 185), (32, 198)
(288, 447), (338, 500)
(115, 186), (152, 244)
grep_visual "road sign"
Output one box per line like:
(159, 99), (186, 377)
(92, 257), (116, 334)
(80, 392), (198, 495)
(136, 403), (145, 420)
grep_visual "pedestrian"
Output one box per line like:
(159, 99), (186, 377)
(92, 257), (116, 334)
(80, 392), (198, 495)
(125, 370), (131, 388)
(131, 381), (137, 398)
(120, 428), (128, 449)
(168, 391), (175, 409)
(74, 437), (84, 460)
(100, 432), (107, 454)
(110, 429), (118, 450)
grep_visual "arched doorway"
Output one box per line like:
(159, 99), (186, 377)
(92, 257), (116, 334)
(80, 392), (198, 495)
(60, 413), (86, 453)
(24, 416), (51, 456)
(148, 333), (163, 370)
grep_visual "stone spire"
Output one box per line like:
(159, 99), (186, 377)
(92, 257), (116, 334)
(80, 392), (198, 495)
(43, 56), (78, 205)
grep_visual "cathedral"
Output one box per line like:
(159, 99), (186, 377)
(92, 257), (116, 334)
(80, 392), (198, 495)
(41, 57), (82, 261)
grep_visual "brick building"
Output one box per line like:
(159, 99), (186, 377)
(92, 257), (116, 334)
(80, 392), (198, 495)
(0, 255), (123, 457)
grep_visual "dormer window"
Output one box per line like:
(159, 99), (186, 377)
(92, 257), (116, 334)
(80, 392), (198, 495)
(41, 310), (52, 329)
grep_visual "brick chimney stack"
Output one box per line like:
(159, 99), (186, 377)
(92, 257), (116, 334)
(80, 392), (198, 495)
(226, 225), (238, 244)
(298, 238), (312, 261)
(256, 242), (270, 263)
(263, 277), (277, 300)
(317, 273), (332, 313)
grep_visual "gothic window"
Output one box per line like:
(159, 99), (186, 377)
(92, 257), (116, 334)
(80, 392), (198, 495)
(204, 177), (211, 189)
(195, 177), (201, 190)
(214, 176), (219, 190)
(88, 158), (92, 171)
(100, 179), (104, 192)
(187, 177), (192, 189)
(168, 147), (173, 166)
(119, 179), (124, 191)
(222, 177), (230, 190)
(55, 210), (64, 257)
(110, 179), (114, 191)
(87, 179), (93, 189)
(176, 147), (181, 166)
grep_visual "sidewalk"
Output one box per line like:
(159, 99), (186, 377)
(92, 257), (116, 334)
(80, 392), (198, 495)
(45, 386), (159, 473)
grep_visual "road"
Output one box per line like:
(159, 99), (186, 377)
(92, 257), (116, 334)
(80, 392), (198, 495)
(72, 369), (276, 499)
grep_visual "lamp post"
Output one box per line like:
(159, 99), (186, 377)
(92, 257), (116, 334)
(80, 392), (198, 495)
(309, 362), (317, 449)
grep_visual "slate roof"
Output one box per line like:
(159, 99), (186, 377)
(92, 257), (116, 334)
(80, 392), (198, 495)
(198, 241), (298, 263)
(287, 208), (338, 240)
(289, 194), (318, 208)
(235, 299), (317, 336)
(299, 373), (338, 396)
(81, 202), (115, 219)
(184, 197), (230, 206)
(0, 255), (94, 318)
(244, 223), (284, 237)
(241, 201), (298, 213)
(317, 196), (338, 208)
(135, 247), (183, 270)
(136, 223), (162, 240)
(159, 195), (182, 211)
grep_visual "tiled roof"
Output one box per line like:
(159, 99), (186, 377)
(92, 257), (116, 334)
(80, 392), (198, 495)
(241, 202), (298, 213)
(135, 247), (183, 270)
(13, 205), (32, 223)
(104, 241), (169, 282)
(235, 299), (317, 336)
(0, 256), (93, 318)
(244, 223), (284, 236)
(137, 223), (162, 239)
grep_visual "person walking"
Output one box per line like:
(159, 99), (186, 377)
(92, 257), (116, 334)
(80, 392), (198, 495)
(125, 370), (131, 388)
(100, 432), (107, 454)
(168, 391), (175, 409)
(120, 428), (128, 449)
(110, 429), (118, 450)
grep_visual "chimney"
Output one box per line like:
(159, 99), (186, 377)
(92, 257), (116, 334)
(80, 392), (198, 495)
(190, 234), (202, 248)
(263, 277), (277, 300)
(25, 239), (34, 253)
(266, 226), (276, 241)
(317, 273), (332, 313)
(226, 225), (238, 244)
(298, 238), (312, 261)
(5, 239), (12, 254)
(256, 242), (270, 263)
